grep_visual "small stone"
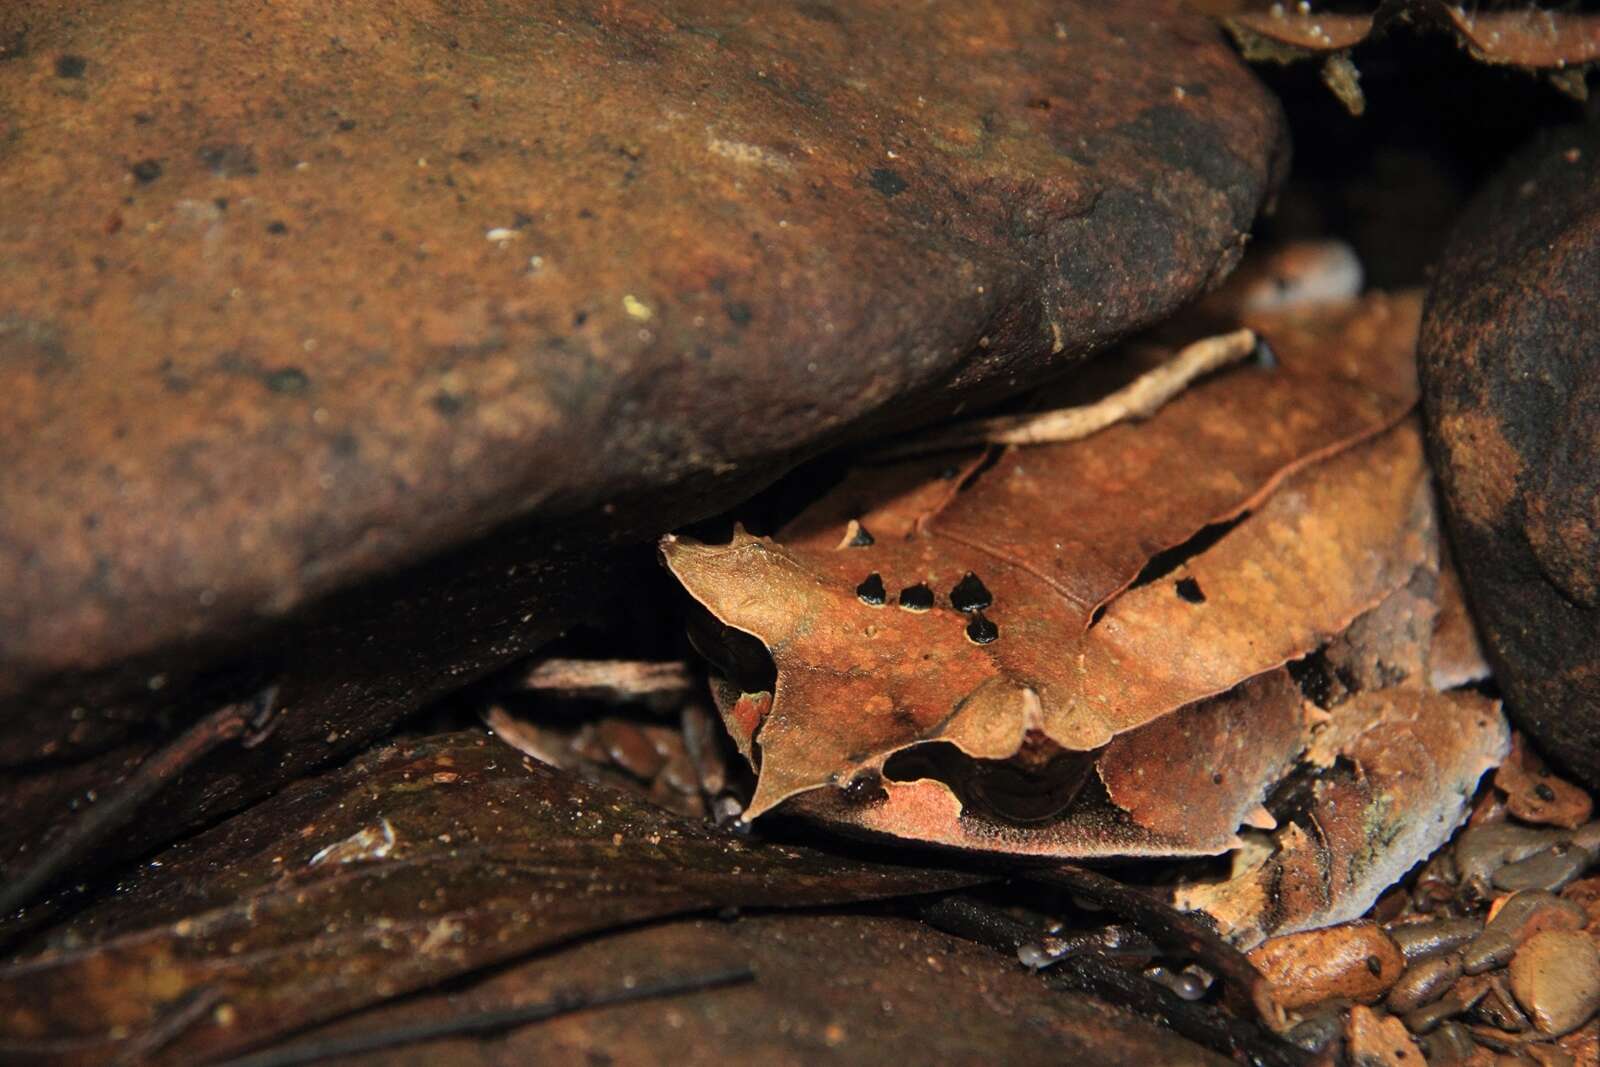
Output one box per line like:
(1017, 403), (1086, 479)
(1404, 974), (1490, 1035)
(596, 719), (666, 780)
(1495, 735), (1593, 829)
(1346, 1004), (1425, 1066)
(1419, 1020), (1477, 1066)
(1285, 1009), (1344, 1054)
(1250, 922), (1406, 1011)
(1387, 916), (1484, 964)
(1493, 843), (1594, 894)
(1463, 891), (1587, 974)
(1508, 929), (1600, 1036)
(1470, 975), (1530, 1034)
(1456, 823), (1573, 893)
(1387, 952), (1462, 1014)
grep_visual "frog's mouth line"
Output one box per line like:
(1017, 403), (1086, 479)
(883, 736), (1101, 827)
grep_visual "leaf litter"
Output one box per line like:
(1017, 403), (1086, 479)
(4, 260), (1554, 1066)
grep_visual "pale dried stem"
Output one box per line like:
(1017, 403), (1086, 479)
(515, 658), (695, 702)
(880, 328), (1258, 458)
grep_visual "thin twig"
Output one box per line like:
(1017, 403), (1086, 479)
(514, 658), (696, 703)
(1025, 866), (1277, 1023)
(0, 687), (277, 919)
(878, 328), (1258, 459)
(113, 985), (225, 1067)
(207, 965), (756, 1067)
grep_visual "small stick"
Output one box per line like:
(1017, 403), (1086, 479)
(208, 965), (756, 1067)
(1026, 866), (1277, 1023)
(0, 687), (277, 919)
(514, 658), (696, 704)
(879, 328), (1258, 458)
(113, 985), (225, 1067)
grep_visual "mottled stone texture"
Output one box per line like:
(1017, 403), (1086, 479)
(1421, 124), (1600, 787)
(0, 0), (1284, 864)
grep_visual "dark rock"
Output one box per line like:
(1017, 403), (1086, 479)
(1420, 124), (1600, 787)
(0, 0), (1285, 868)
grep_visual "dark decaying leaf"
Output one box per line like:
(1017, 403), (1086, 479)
(1173, 688), (1508, 948)
(0, 733), (979, 1067)
(263, 913), (1229, 1067)
(663, 294), (1428, 853)
(1221, 2), (1600, 75)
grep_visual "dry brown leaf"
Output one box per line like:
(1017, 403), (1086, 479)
(1174, 688), (1509, 947)
(664, 295), (1426, 857)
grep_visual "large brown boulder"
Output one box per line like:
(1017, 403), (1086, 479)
(0, 0), (1285, 868)
(1420, 123), (1600, 786)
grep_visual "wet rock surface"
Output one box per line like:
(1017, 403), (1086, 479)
(1420, 123), (1600, 789)
(0, 0), (1284, 876)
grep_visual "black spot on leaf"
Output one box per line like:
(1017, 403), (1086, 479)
(898, 583), (934, 612)
(949, 572), (992, 613)
(856, 573), (886, 606)
(1175, 577), (1206, 603)
(965, 613), (999, 645)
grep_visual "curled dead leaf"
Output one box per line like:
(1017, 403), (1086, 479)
(1174, 688), (1509, 948)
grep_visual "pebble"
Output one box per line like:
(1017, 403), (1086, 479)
(1285, 1009), (1345, 1054)
(1346, 1003), (1426, 1066)
(1143, 965), (1208, 1000)
(1387, 916), (1484, 963)
(1387, 952), (1462, 1013)
(1495, 736), (1594, 830)
(1561, 876), (1600, 931)
(1508, 929), (1600, 1036)
(1494, 844), (1594, 893)
(1472, 975), (1532, 1033)
(1463, 891), (1587, 974)
(1527, 1044), (1577, 1067)
(1457, 824), (1573, 893)
(1420, 1020), (1478, 1066)
(1405, 975), (1490, 1034)
(1249, 922), (1406, 1010)
(680, 703), (727, 795)
(597, 719), (667, 779)
(1556, 1018), (1599, 1063)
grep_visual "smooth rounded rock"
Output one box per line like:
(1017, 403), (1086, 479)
(1249, 922), (1406, 1010)
(1508, 929), (1600, 1036)
(0, 0), (1285, 716)
(1420, 123), (1600, 788)
(0, 0), (1286, 875)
